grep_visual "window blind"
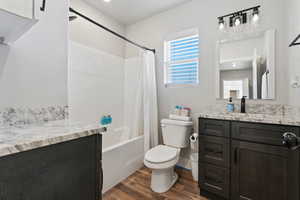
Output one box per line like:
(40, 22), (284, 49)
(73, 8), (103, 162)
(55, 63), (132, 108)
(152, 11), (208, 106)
(165, 35), (199, 85)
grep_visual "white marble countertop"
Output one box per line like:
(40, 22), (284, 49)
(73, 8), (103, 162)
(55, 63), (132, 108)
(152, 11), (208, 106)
(197, 112), (300, 126)
(0, 120), (105, 158)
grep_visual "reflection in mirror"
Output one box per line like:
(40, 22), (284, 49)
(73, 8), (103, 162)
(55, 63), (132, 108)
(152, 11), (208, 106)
(216, 29), (275, 100)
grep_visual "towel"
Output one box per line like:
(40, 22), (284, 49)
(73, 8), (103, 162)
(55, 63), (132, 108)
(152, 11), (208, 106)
(261, 72), (269, 99)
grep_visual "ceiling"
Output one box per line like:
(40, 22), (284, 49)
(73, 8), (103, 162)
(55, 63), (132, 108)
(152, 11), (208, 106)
(83, 0), (192, 25)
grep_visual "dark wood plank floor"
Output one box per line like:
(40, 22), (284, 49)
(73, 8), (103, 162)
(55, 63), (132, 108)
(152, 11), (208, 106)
(103, 167), (208, 200)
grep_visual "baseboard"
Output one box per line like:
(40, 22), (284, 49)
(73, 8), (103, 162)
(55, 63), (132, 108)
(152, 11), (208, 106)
(175, 164), (191, 171)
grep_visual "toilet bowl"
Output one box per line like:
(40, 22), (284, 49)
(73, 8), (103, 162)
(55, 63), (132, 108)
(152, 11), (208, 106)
(144, 145), (180, 193)
(144, 119), (193, 193)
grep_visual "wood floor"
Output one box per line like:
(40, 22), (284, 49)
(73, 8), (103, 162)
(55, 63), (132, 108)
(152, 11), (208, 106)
(103, 167), (208, 200)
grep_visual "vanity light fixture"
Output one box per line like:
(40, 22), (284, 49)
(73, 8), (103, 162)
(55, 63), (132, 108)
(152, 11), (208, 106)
(218, 6), (260, 31)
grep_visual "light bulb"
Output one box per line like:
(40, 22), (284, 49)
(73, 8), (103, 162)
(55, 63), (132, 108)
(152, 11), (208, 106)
(103, 0), (111, 2)
(235, 17), (241, 26)
(218, 18), (225, 30)
(219, 22), (225, 30)
(252, 14), (259, 23)
(252, 7), (260, 23)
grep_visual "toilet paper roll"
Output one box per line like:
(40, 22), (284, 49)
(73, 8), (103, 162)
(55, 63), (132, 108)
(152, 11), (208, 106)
(190, 133), (198, 143)
(190, 133), (198, 151)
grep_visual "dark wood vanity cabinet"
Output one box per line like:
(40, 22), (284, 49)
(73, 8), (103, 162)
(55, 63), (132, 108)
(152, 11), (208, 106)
(0, 134), (103, 200)
(198, 118), (300, 200)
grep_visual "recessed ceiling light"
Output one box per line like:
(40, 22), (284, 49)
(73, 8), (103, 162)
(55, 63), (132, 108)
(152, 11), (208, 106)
(103, 0), (111, 2)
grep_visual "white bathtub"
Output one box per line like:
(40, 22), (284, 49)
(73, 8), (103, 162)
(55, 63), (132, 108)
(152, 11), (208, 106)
(102, 129), (144, 193)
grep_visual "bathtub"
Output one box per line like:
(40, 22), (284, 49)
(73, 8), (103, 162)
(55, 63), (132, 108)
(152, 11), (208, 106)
(102, 129), (144, 193)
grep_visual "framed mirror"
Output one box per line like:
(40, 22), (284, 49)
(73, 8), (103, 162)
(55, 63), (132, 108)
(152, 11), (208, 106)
(216, 29), (276, 100)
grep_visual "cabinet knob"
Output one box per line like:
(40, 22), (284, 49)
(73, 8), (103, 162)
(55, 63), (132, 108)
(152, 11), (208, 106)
(282, 132), (300, 150)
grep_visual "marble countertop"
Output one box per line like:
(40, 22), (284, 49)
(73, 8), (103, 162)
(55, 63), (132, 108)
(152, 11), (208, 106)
(197, 112), (300, 126)
(0, 120), (105, 158)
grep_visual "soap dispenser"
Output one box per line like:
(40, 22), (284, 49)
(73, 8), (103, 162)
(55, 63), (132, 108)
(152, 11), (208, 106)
(241, 96), (246, 113)
(227, 97), (235, 112)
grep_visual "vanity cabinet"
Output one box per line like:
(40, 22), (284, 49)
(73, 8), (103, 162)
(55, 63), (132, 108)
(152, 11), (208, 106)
(198, 118), (300, 200)
(0, 0), (44, 19)
(0, 0), (44, 44)
(0, 134), (103, 200)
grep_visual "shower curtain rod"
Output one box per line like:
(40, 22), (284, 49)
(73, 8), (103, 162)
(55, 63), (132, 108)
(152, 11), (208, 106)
(289, 34), (300, 47)
(69, 7), (156, 53)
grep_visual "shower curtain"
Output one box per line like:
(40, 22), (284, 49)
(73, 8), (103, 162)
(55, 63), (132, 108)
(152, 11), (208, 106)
(123, 50), (159, 153)
(142, 51), (159, 153)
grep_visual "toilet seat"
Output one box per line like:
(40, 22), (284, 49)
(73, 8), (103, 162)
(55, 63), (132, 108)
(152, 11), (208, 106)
(145, 145), (178, 163)
(144, 145), (180, 193)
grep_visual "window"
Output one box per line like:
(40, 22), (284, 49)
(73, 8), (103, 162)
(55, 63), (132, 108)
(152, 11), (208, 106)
(164, 31), (199, 86)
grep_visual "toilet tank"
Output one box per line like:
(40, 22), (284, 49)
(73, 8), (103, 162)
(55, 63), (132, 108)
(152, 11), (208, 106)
(161, 119), (193, 148)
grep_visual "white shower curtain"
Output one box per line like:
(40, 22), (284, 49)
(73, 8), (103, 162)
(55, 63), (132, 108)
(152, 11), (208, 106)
(123, 50), (159, 153)
(142, 50), (159, 153)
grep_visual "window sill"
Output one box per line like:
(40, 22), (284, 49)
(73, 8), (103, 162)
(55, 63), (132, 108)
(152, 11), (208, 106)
(164, 83), (200, 88)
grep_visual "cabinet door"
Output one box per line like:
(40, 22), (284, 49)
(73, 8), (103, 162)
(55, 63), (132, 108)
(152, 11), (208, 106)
(0, 135), (101, 200)
(231, 140), (299, 200)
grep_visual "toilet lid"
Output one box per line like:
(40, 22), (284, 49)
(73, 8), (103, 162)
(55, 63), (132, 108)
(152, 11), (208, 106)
(145, 145), (178, 163)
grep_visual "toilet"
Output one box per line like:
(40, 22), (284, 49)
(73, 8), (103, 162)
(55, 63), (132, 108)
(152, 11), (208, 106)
(144, 119), (193, 193)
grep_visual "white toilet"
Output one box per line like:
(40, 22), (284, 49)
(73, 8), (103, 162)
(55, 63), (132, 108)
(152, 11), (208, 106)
(144, 119), (193, 193)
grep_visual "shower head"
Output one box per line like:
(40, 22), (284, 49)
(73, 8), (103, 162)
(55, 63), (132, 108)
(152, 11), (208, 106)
(69, 16), (78, 21)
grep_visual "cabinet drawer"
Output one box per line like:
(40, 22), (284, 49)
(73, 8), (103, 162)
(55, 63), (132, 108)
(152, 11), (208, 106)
(199, 118), (230, 137)
(232, 122), (300, 145)
(199, 163), (230, 199)
(199, 136), (230, 167)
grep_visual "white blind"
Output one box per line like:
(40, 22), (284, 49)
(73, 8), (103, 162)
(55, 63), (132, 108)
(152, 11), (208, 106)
(165, 34), (199, 85)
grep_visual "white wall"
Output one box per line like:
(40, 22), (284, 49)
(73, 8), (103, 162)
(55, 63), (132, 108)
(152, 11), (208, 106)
(68, 42), (124, 130)
(70, 0), (126, 58)
(68, 0), (126, 129)
(125, 0), (289, 117)
(0, 0), (69, 109)
(287, 0), (300, 106)
(125, 0), (290, 168)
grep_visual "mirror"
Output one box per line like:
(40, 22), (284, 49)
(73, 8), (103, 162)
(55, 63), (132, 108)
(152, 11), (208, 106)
(216, 29), (275, 100)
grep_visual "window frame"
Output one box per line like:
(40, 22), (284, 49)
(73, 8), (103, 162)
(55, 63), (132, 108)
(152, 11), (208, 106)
(164, 28), (200, 88)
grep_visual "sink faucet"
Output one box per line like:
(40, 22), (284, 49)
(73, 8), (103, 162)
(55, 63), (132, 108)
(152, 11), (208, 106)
(241, 96), (246, 113)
